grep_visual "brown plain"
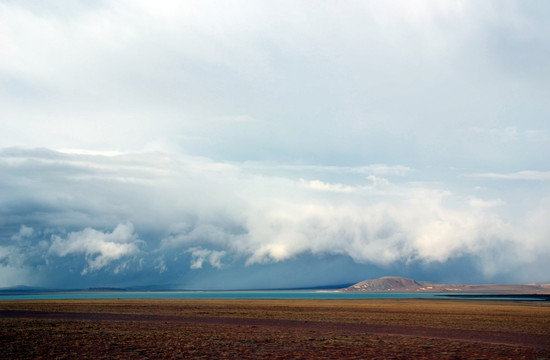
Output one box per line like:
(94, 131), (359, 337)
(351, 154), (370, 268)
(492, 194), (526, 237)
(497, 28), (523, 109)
(1, 299), (549, 359)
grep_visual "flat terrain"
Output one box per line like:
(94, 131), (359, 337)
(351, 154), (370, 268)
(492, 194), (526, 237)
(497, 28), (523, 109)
(1, 299), (549, 359)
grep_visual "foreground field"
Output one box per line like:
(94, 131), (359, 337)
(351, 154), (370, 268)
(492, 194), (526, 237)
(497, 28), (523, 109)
(1, 299), (549, 359)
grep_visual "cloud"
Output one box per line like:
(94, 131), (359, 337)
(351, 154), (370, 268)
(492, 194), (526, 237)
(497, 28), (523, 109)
(49, 223), (142, 275)
(2, 147), (550, 285)
(468, 198), (505, 209)
(471, 126), (549, 143)
(11, 225), (34, 241)
(162, 224), (246, 250)
(1, 1), (548, 170)
(472, 171), (550, 181)
(187, 248), (226, 270)
(524, 130), (549, 142)
(306, 180), (355, 193)
(0, 245), (33, 287)
(153, 256), (168, 274)
(241, 189), (505, 266)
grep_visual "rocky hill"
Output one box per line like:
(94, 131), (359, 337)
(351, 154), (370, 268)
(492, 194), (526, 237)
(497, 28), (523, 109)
(344, 276), (425, 292)
(341, 276), (550, 294)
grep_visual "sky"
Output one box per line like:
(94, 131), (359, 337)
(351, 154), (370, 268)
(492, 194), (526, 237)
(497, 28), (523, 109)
(1, 0), (550, 289)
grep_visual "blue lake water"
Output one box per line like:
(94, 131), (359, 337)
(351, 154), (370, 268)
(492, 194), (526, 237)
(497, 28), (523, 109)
(0, 291), (438, 301)
(0, 291), (547, 301)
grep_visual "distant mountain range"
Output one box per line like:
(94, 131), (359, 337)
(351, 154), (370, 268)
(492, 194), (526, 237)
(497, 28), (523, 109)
(0, 283), (354, 293)
(0, 285), (129, 293)
(340, 276), (550, 294)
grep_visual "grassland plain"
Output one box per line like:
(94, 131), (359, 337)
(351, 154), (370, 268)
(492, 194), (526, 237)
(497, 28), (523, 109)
(1, 299), (549, 359)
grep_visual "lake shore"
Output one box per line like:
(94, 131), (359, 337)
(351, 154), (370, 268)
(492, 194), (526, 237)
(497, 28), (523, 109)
(1, 299), (549, 359)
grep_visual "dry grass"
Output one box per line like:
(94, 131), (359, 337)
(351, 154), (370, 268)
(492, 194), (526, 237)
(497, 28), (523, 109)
(1, 299), (549, 359)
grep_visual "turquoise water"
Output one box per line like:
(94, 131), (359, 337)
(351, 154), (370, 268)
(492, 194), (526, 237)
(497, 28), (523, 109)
(1, 291), (546, 301)
(0, 291), (446, 301)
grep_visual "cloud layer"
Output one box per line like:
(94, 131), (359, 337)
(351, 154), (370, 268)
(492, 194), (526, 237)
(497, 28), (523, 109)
(1, 148), (549, 288)
(2, 1), (549, 168)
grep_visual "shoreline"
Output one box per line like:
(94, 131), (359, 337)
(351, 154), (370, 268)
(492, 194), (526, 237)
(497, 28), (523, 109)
(2, 289), (550, 301)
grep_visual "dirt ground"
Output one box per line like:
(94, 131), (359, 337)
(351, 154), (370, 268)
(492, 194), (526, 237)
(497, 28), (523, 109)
(1, 298), (549, 359)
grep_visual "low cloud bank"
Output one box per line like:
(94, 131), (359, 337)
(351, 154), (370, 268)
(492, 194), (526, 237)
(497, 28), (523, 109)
(1, 148), (549, 287)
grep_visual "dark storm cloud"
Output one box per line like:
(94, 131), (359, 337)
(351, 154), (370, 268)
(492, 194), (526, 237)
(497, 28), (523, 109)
(1, 148), (549, 288)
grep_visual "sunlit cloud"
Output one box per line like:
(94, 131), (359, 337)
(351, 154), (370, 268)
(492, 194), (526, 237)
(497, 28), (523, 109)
(49, 223), (143, 275)
(472, 171), (550, 181)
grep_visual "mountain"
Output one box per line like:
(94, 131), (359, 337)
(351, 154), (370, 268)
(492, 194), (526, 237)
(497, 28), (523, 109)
(344, 276), (425, 292)
(341, 276), (550, 294)
(0, 285), (51, 293)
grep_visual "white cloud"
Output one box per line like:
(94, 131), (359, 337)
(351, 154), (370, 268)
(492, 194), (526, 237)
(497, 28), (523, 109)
(11, 225), (34, 241)
(306, 180), (355, 193)
(187, 247), (226, 269)
(49, 223), (142, 274)
(471, 126), (549, 143)
(1, 0), (548, 169)
(524, 130), (549, 142)
(468, 198), (505, 209)
(241, 188), (503, 266)
(472, 171), (550, 181)
(518, 198), (550, 261)
(154, 256), (168, 274)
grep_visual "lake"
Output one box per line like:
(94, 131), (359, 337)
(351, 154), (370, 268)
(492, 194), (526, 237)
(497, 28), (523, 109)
(1, 291), (547, 301)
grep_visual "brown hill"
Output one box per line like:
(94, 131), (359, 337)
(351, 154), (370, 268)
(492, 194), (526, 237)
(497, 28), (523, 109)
(342, 276), (550, 294)
(345, 276), (424, 292)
